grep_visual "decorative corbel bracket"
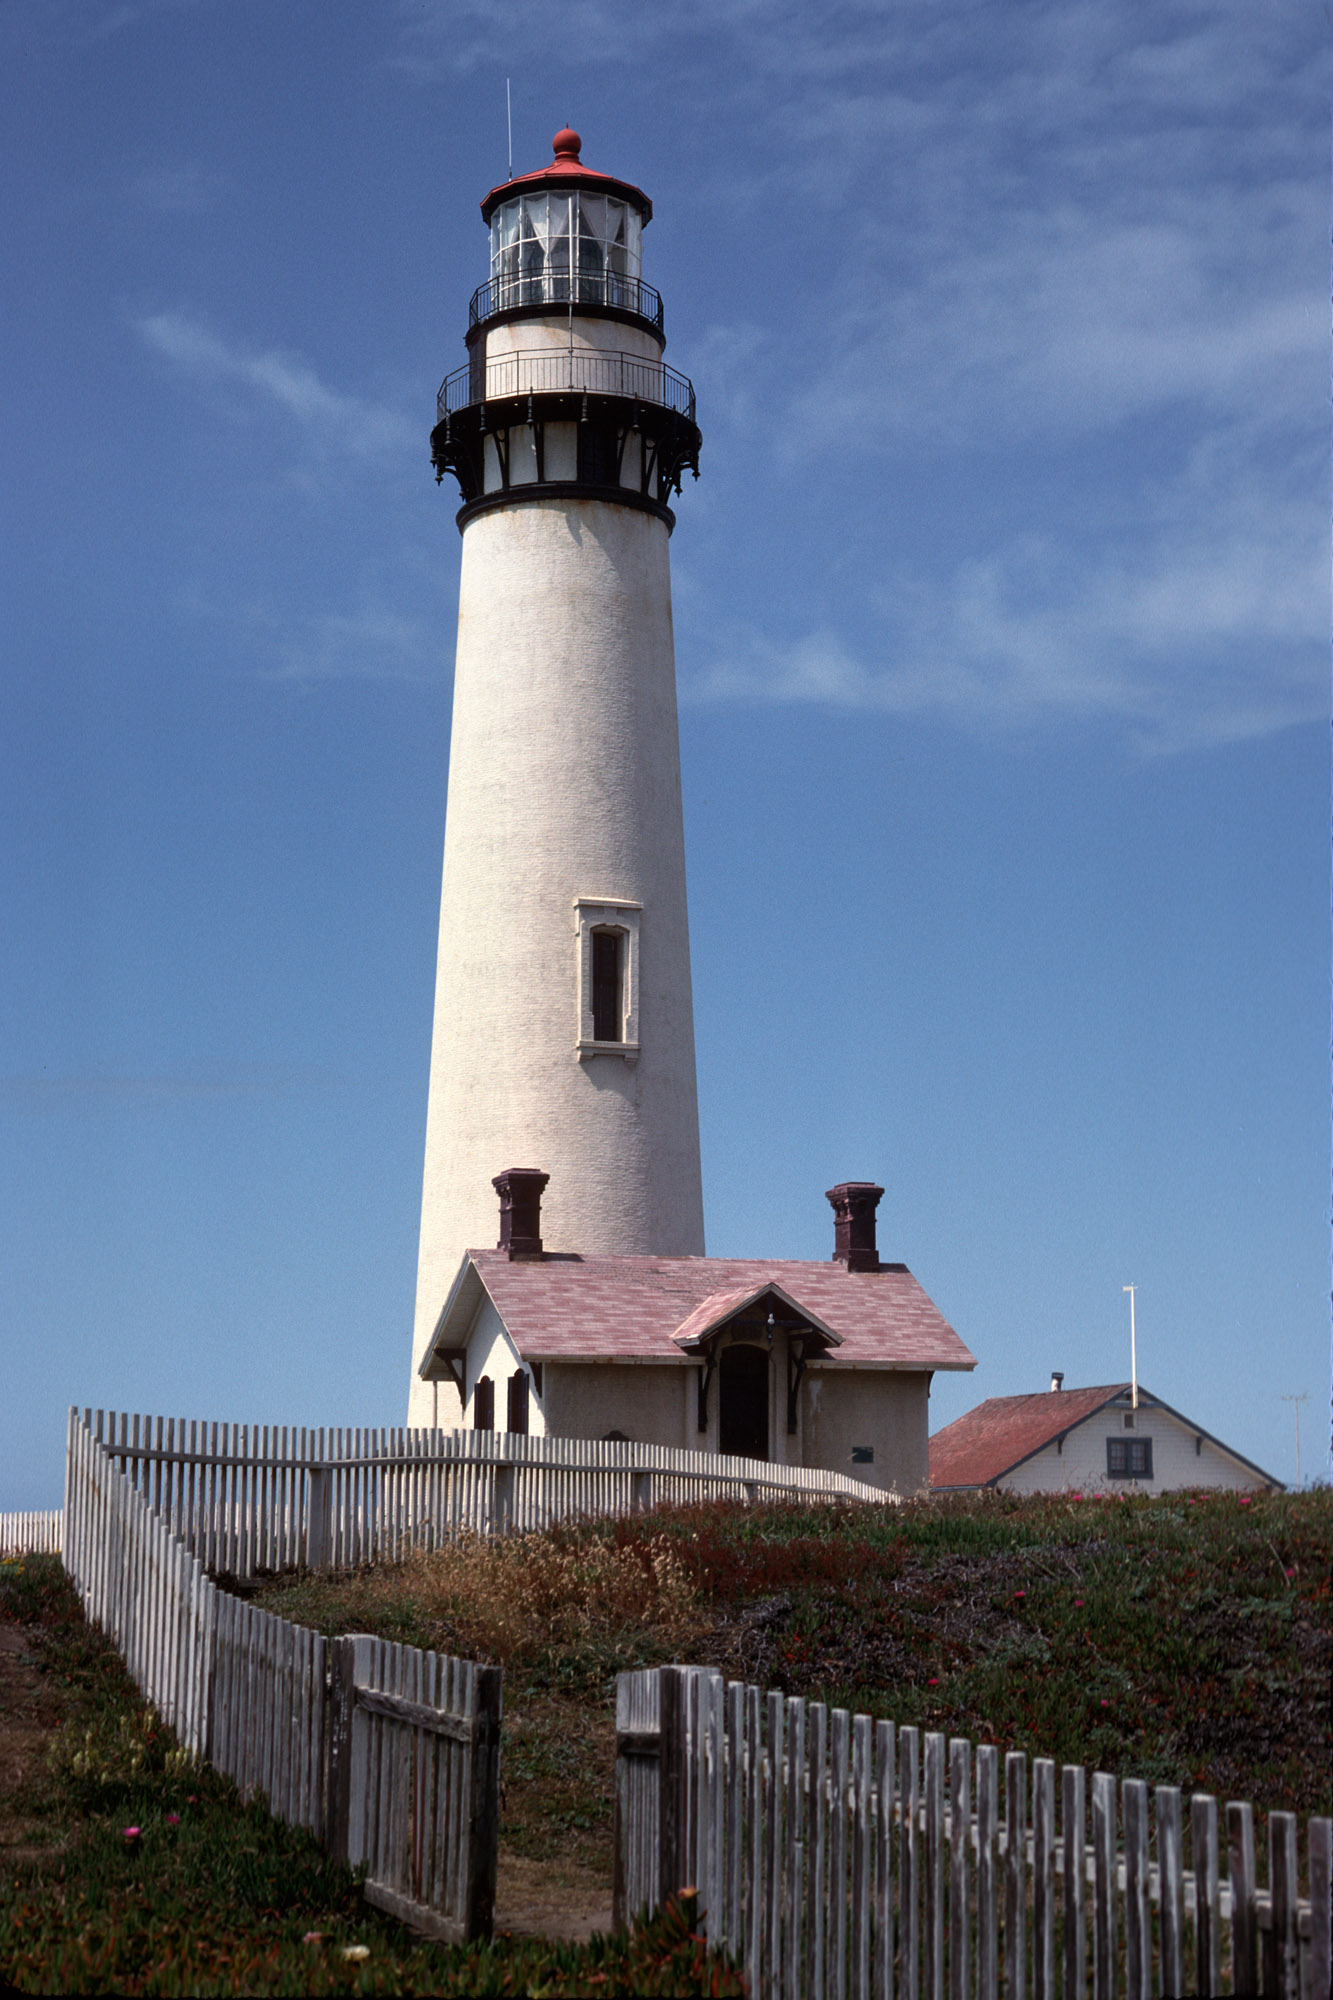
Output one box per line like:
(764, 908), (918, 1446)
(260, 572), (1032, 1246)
(436, 1351), (466, 1404)
(697, 1349), (718, 1434)
(787, 1341), (808, 1435)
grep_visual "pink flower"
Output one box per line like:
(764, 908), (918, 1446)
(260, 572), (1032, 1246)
(1239, 1496), (1252, 1506)
(1073, 1599), (1084, 1607)
(123, 1826), (140, 1840)
(1099, 1699), (1109, 1707)
(166, 1814), (179, 1826)
(927, 1677), (940, 1686)
(303, 1932), (324, 1945)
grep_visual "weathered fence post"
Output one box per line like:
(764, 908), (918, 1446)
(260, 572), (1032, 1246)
(613, 1667), (662, 1930)
(658, 1665), (686, 1907)
(467, 1664), (503, 1941)
(306, 1466), (332, 1570)
(326, 1633), (372, 1865)
(1226, 1799), (1256, 1998)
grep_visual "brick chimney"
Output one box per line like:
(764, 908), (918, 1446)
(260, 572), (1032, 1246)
(826, 1181), (884, 1273)
(492, 1168), (549, 1259)
(1050, 1371), (1064, 1392)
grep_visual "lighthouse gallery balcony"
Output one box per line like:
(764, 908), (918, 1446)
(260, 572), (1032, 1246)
(433, 342), (700, 525)
(437, 346), (695, 427)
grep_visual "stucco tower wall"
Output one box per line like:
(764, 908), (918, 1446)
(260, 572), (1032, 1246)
(408, 496), (705, 1417)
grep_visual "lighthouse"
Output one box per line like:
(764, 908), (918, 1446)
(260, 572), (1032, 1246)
(407, 129), (707, 1424)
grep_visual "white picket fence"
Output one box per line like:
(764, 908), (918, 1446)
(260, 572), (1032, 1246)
(614, 1664), (1332, 2000)
(0, 1509), (63, 1556)
(86, 1408), (883, 1579)
(328, 1634), (502, 1944)
(60, 1409), (501, 1930)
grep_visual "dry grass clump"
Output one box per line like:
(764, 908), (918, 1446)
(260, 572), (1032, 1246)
(413, 1526), (701, 1665)
(260, 1525), (705, 1690)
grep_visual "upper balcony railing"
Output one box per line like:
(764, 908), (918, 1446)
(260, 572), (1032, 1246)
(469, 271), (664, 334)
(437, 347), (696, 427)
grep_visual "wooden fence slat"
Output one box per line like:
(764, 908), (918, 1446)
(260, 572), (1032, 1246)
(1192, 1795), (1220, 2000)
(769, 1692), (788, 2000)
(1092, 1772), (1116, 2000)
(726, 1679), (745, 1953)
(748, 1681), (765, 2000)
(1003, 1752), (1026, 2000)
(786, 1697), (808, 2000)
(809, 1701), (829, 2000)
(1264, 1811), (1298, 2000)
(1122, 1778), (1149, 2000)
(1158, 1787), (1184, 2000)
(1308, 1819), (1331, 2000)
(1225, 1800), (1257, 1999)
(852, 1713), (872, 2000)
(900, 1727), (920, 2000)
(949, 1738), (970, 2000)
(1061, 1763), (1086, 2000)
(873, 1720), (895, 2000)
(1032, 1759), (1054, 2000)
(976, 1746), (998, 2000)
(924, 1734), (945, 2000)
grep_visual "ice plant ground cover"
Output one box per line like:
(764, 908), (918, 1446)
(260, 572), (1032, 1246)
(0, 1556), (744, 1997)
(252, 1484), (1331, 1898)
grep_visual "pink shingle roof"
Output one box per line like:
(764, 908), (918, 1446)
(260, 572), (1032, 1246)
(929, 1386), (1129, 1488)
(444, 1250), (974, 1371)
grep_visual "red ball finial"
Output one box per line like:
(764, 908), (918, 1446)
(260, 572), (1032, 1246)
(552, 127), (581, 161)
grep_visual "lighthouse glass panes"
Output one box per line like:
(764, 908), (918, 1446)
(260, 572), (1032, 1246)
(489, 193), (642, 311)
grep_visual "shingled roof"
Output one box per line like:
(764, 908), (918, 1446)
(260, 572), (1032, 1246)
(929, 1385), (1129, 1488)
(422, 1250), (975, 1375)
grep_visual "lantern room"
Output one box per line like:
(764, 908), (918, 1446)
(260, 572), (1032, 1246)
(476, 128), (656, 325)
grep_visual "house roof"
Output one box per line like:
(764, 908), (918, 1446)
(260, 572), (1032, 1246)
(929, 1384), (1283, 1490)
(422, 1250), (975, 1375)
(929, 1385), (1128, 1488)
(670, 1281), (843, 1354)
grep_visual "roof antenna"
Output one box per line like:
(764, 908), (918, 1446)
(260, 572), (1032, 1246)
(506, 78), (513, 180)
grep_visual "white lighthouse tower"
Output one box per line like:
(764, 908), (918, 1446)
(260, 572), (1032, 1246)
(407, 129), (706, 1423)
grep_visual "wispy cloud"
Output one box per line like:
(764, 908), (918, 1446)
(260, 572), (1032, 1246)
(263, 607), (438, 684)
(683, 502), (1326, 754)
(133, 312), (417, 460)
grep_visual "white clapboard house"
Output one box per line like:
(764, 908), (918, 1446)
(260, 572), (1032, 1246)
(929, 1376), (1281, 1495)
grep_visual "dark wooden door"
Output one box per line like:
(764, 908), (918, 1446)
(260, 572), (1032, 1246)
(718, 1345), (769, 1460)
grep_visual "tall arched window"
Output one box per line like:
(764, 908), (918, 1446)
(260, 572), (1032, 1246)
(473, 1376), (494, 1432)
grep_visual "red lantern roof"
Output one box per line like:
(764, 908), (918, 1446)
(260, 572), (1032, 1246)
(480, 128), (652, 226)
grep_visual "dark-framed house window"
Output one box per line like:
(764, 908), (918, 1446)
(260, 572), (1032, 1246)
(507, 1369), (530, 1436)
(473, 1375), (494, 1432)
(1107, 1437), (1152, 1479)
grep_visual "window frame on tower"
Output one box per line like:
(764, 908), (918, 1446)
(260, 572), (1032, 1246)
(573, 896), (641, 1060)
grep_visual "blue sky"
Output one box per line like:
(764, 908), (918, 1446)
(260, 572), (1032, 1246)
(3, 0), (1327, 1506)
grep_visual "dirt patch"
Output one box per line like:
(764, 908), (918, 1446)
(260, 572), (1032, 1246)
(0, 1615), (65, 1867)
(494, 1848), (614, 1942)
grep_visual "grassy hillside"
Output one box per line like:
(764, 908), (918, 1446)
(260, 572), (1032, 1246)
(0, 1555), (743, 1996)
(252, 1484), (1331, 1888)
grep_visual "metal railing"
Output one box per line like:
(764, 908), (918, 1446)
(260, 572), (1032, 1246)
(437, 347), (695, 427)
(469, 271), (663, 332)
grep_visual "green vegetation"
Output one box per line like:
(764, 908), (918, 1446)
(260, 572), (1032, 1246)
(2, 1489), (1326, 1993)
(0, 1556), (742, 1997)
(257, 1485), (1332, 1820)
